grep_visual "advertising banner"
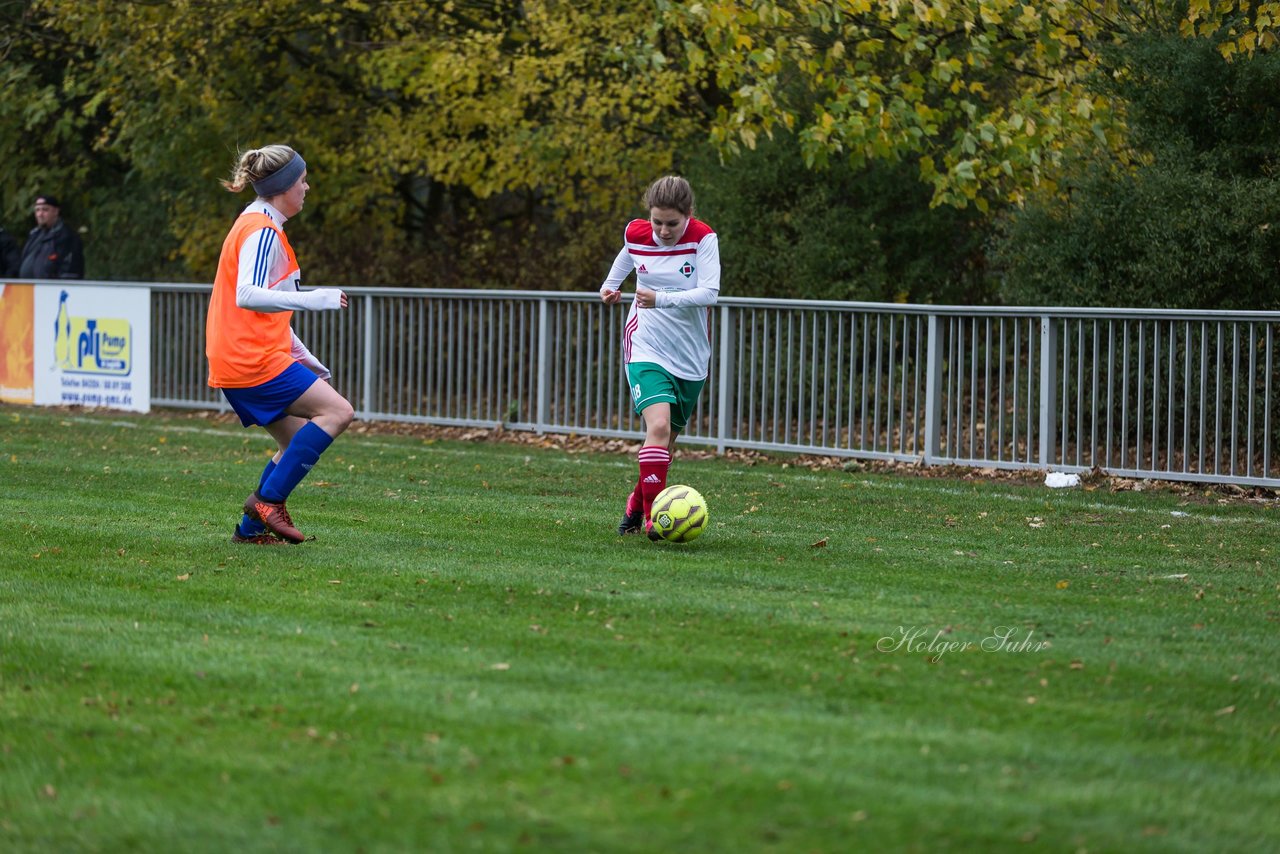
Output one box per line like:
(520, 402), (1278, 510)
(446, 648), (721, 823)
(32, 284), (151, 413)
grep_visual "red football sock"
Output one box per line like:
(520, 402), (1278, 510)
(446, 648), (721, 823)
(637, 445), (672, 525)
(625, 477), (643, 516)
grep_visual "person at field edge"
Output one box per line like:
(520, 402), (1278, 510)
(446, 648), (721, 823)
(0, 222), (19, 278)
(205, 144), (354, 545)
(600, 175), (720, 539)
(19, 194), (84, 279)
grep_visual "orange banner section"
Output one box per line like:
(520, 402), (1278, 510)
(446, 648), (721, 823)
(0, 284), (34, 404)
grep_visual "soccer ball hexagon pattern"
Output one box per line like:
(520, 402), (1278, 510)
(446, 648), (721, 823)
(649, 484), (708, 543)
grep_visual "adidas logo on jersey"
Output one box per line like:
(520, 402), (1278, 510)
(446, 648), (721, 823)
(638, 264), (649, 274)
(643, 474), (661, 484)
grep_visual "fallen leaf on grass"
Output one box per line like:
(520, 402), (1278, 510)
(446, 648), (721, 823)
(176, 573), (190, 581)
(1214, 705), (1236, 716)
(810, 537), (828, 548)
(490, 662), (510, 671)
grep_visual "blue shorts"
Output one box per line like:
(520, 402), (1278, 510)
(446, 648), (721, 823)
(220, 362), (318, 427)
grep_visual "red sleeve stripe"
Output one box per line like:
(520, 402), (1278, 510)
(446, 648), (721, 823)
(623, 314), (638, 363)
(627, 247), (697, 257)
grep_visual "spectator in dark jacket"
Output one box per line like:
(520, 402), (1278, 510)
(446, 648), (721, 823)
(19, 194), (84, 279)
(0, 226), (19, 278)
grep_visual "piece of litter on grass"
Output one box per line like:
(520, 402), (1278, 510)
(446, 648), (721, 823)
(1162, 573), (1189, 580)
(1045, 471), (1081, 488)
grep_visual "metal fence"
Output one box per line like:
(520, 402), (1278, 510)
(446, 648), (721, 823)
(144, 282), (1280, 487)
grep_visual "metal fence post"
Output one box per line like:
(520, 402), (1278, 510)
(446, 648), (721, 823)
(362, 294), (374, 419)
(1039, 314), (1058, 468)
(924, 313), (942, 463)
(536, 298), (550, 434)
(716, 303), (732, 454)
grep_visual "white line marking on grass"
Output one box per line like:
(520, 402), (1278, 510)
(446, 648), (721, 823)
(54, 414), (637, 466)
(846, 477), (1280, 528)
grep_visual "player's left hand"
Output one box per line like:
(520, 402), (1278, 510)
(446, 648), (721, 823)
(635, 287), (657, 308)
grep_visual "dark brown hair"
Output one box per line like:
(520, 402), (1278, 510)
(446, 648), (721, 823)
(643, 175), (694, 215)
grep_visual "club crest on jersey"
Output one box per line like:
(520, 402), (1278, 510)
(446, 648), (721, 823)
(679, 262), (694, 278)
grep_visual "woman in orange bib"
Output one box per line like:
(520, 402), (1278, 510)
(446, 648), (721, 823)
(206, 144), (353, 544)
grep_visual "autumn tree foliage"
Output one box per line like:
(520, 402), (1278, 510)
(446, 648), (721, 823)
(678, 0), (1280, 210)
(993, 27), (1280, 309)
(5, 0), (705, 285)
(2, 0), (1278, 297)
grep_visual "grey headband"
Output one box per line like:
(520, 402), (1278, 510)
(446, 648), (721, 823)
(251, 152), (306, 197)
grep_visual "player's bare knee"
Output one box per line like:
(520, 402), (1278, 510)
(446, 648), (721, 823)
(332, 399), (355, 434)
(647, 421), (672, 446)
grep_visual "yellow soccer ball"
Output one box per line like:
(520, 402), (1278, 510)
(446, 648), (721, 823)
(649, 485), (709, 543)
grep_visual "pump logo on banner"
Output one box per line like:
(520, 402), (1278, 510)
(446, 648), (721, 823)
(52, 290), (132, 375)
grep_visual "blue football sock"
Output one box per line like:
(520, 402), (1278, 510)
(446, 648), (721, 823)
(238, 459), (277, 536)
(259, 422), (334, 503)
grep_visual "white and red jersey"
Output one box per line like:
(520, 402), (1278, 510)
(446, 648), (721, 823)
(599, 217), (720, 380)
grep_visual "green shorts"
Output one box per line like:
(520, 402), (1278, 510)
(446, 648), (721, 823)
(625, 362), (706, 432)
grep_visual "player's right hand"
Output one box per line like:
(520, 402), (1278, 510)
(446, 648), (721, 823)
(601, 289), (621, 304)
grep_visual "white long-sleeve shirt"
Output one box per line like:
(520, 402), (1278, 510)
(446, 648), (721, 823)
(234, 199), (340, 378)
(599, 217), (720, 380)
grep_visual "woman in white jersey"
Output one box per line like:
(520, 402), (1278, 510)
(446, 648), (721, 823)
(600, 176), (720, 539)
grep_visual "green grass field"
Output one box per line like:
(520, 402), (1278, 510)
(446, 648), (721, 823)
(1, 404), (1277, 852)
